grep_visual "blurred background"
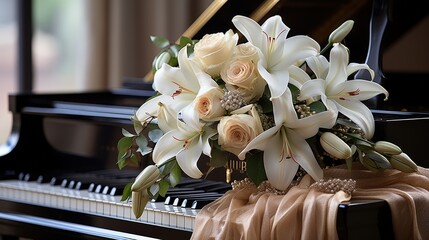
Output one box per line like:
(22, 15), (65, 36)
(0, 0), (428, 145)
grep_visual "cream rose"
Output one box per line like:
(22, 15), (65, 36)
(195, 87), (225, 121)
(221, 58), (266, 103)
(193, 29), (238, 77)
(234, 42), (260, 62)
(217, 106), (263, 157)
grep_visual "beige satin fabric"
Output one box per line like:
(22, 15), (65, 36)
(191, 165), (429, 240)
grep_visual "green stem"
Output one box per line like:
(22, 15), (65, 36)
(319, 42), (333, 56)
(156, 156), (176, 169)
(328, 129), (374, 145)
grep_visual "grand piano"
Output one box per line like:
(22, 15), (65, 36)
(0, 0), (428, 239)
(0, 81), (399, 240)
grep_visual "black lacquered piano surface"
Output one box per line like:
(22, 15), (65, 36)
(0, 86), (427, 240)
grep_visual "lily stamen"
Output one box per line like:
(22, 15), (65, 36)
(171, 81), (195, 98)
(347, 88), (360, 96)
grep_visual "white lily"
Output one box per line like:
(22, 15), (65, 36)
(299, 43), (389, 139)
(152, 103), (217, 179)
(136, 45), (222, 124)
(238, 90), (336, 191)
(135, 46), (201, 124)
(232, 15), (320, 99)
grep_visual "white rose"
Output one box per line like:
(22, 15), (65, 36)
(234, 42), (260, 62)
(195, 87), (225, 121)
(193, 29), (238, 77)
(221, 58), (266, 103)
(218, 108), (263, 157)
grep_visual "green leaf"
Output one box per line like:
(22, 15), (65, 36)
(186, 44), (195, 56)
(120, 183), (132, 201)
(117, 137), (133, 169)
(159, 157), (177, 175)
(133, 116), (143, 134)
(135, 135), (148, 151)
(210, 145), (229, 168)
(288, 84), (300, 104)
(158, 179), (170, 197)
(117, 155), (128, 169)
(179, 36), (193, 47)
(257, 94), (273, 113)
(117, 136), (133, 152)
(148, 129), (163, 143)
(309, 101), (326, 113)
(137, 146), (152, 157)
(246, 151), (267, 186)
(150, 35), (170, 48)
(169, 162), (182, 187)
(345, 154), (354, 171)
(130, 154), (140, 165)
(122, 128), (135, 137)
(149, 183), (160, 197)
(169, 44), (180, 57)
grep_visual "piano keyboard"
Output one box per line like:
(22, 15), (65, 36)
(0, 179), (204, 232)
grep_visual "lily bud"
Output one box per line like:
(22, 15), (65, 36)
(374, 141), (402, 155)
(132, 189), (150, 218)
(320, 132), (352, 159)
(132, 165), (161, 192)
(328, 20), (354, 43)
(153, 51), (171, 71)
(389, 153), (418, 173)
(362, 150), (391, 171)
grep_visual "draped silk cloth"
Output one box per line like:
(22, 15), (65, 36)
(191, 165), (429, 240)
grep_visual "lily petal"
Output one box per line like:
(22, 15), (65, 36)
(298, 79), (326, 101)
(263, 128), (299, 190)
(157, 102), (179, 132)
(281, 36), (320, 67)
(335, 80), (389, 101)
(257, 61), (289, 99)
(135, 95), (168, 122)
(152, 130), (184, 165)
(305, 55), (329, 79)
(289, 65), (311, 88)
(335, 99), (375, 138)
(176, 134), (204, 179)
(347, 63), (374, 79)
(287, 129), (323, 181)
(238, 125), (281, 160)
(232, 15), (263, 44)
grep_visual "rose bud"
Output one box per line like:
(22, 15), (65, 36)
(131, 165), (161, 192)
(374, 141), (402, 155)
(320, 132), (352, 159)
(389, 153), (418, 173)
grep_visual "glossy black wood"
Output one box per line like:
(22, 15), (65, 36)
(0, 89), (400, 240)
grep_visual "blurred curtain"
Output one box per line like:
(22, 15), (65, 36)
(81, 0), (211, 90)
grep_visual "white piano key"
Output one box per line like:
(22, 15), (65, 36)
(124, 204), (132, 220)
(117, 203), (125, 219)
(109, 202), (117, 217)
(96, 199), (104, 214)
(162, 211), (170, 226)
(0, 180), (199, 232)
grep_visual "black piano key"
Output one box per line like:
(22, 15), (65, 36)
(75, 180), (91, 190)
(187, 196), (220, 208)
(191, 199), (217, 209)
(202, 184), (232, 193)
(60, 179), (68, 188)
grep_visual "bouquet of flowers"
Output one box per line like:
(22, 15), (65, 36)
(116, 15), (418, 218)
